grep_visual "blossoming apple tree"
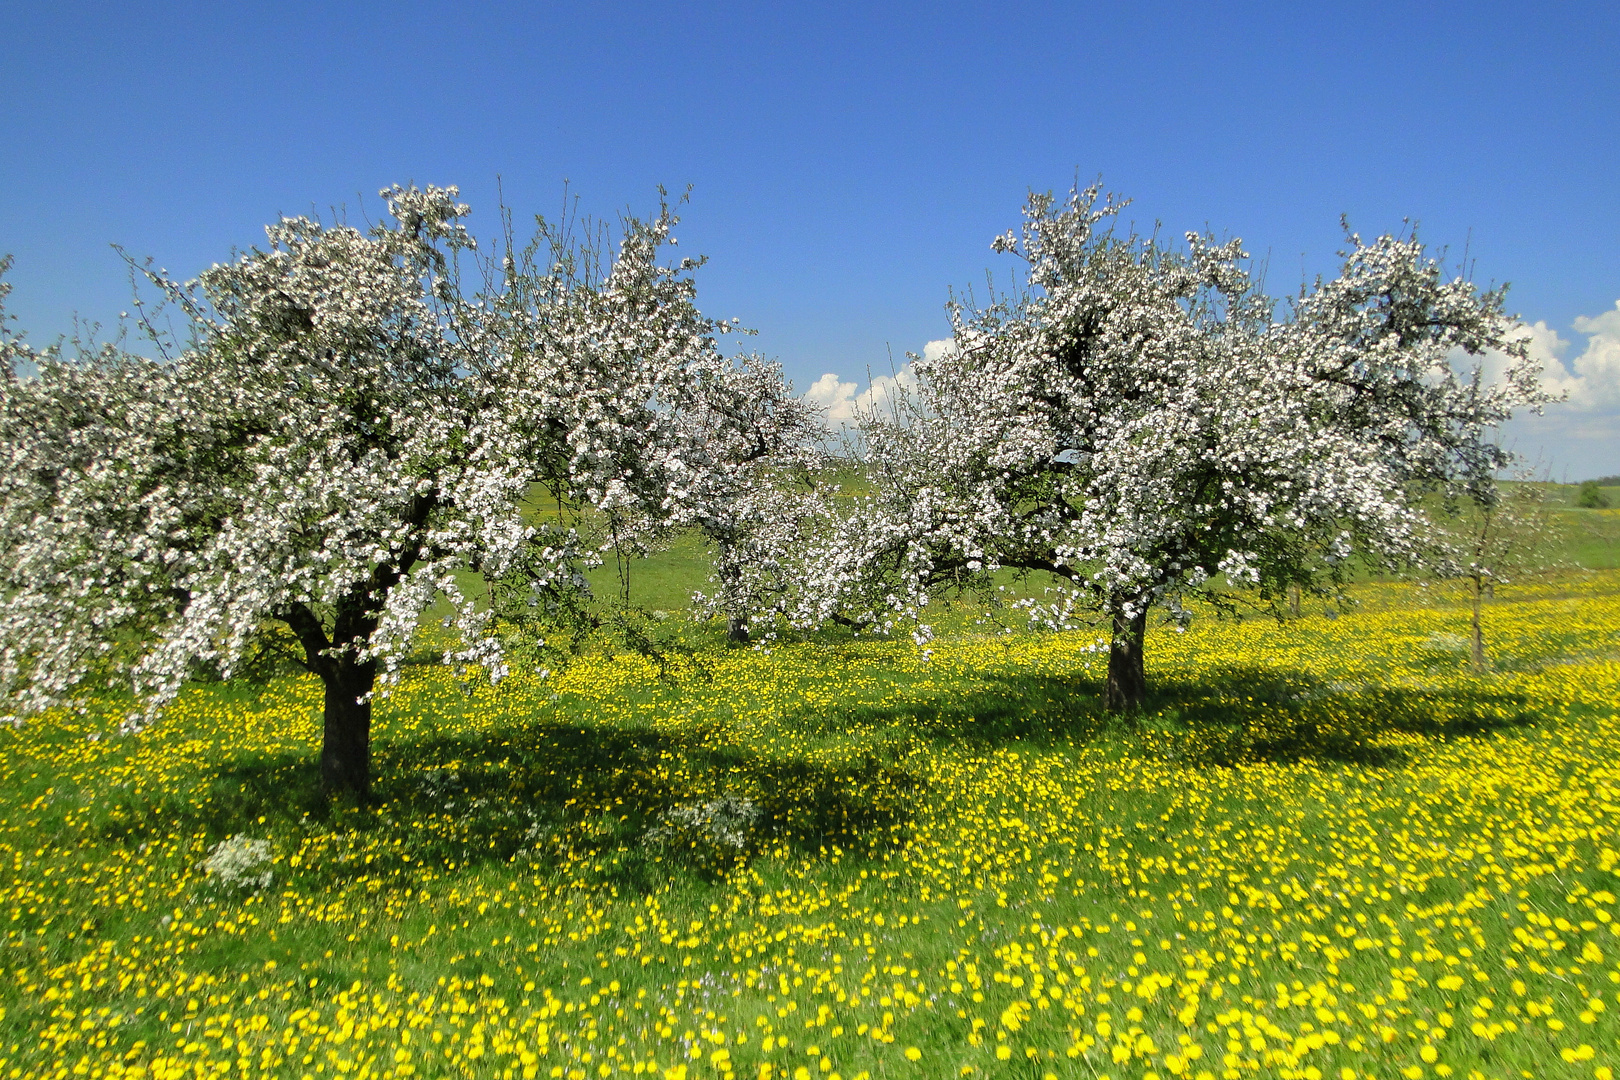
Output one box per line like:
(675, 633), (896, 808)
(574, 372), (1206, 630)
(683, 354), (827, 643)
(0, 186), (797, 795)
(778, 184), (1548, 710)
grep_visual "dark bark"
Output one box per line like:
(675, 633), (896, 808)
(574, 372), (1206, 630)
(1104, 604), (1150, 713)
(319, 655), (378, 796)
(716, 556), (749, 644)
(281, 598), (383, 799)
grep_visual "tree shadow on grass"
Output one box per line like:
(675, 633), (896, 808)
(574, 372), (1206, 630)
(788, 670), (1113, 748)
(87, 661), (1539, 893)
(1132, 667), (1540, 768)
(777, 663), (1540, 771)
(366, 722), (921, 886)
(91, 715), (919, 894)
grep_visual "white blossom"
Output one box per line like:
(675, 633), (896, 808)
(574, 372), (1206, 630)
(643, 796), (762, 854)
(200, 834), (273, 893)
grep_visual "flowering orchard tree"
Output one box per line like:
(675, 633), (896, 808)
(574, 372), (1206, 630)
(778, 184), (1548, 710)
(472, 208), (823, 649)
(1430, 477), (1560, 673)
(0, 186), (791, 795)
(683, 354), (826, 643)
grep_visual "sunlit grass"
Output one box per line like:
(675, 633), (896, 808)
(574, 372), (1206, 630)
(2, 572), (1618, 1078)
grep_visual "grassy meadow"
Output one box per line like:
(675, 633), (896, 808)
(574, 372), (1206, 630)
(3, 505), (1620, 1079)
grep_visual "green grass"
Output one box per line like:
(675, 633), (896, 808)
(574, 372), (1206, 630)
(1554, 507), (1620, 570)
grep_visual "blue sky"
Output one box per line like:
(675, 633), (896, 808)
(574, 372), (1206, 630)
(3, 1), (1616, 477)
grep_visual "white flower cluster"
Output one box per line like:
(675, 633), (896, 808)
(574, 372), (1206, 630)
(643, 795), (762, 854)
(199, 834), (273, 893)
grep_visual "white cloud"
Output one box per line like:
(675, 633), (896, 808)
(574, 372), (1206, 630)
(1488, 300), (1620, 410)
(1465, 298), (1620, 481)
(803, 368), (918, 427)
(858, 367), (919, 418)
(1564, 301), (1620, 409)
(802, 339), (950, 428)
(803, 372), (860, 424)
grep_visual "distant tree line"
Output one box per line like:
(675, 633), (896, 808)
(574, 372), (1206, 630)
(1578, 479), (1614, 508)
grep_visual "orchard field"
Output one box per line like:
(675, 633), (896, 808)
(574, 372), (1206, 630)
(4, 513), (1620, 1080)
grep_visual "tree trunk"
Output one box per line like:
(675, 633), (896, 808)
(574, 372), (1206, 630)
(716, 550), (749, 644)
(1469, 575), (1487, 675)
(1288, 583), (1301, 619)
(1104, 604), (1150, 713)
(319, 655), (377, 797)
(281, 600), (382, 799)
